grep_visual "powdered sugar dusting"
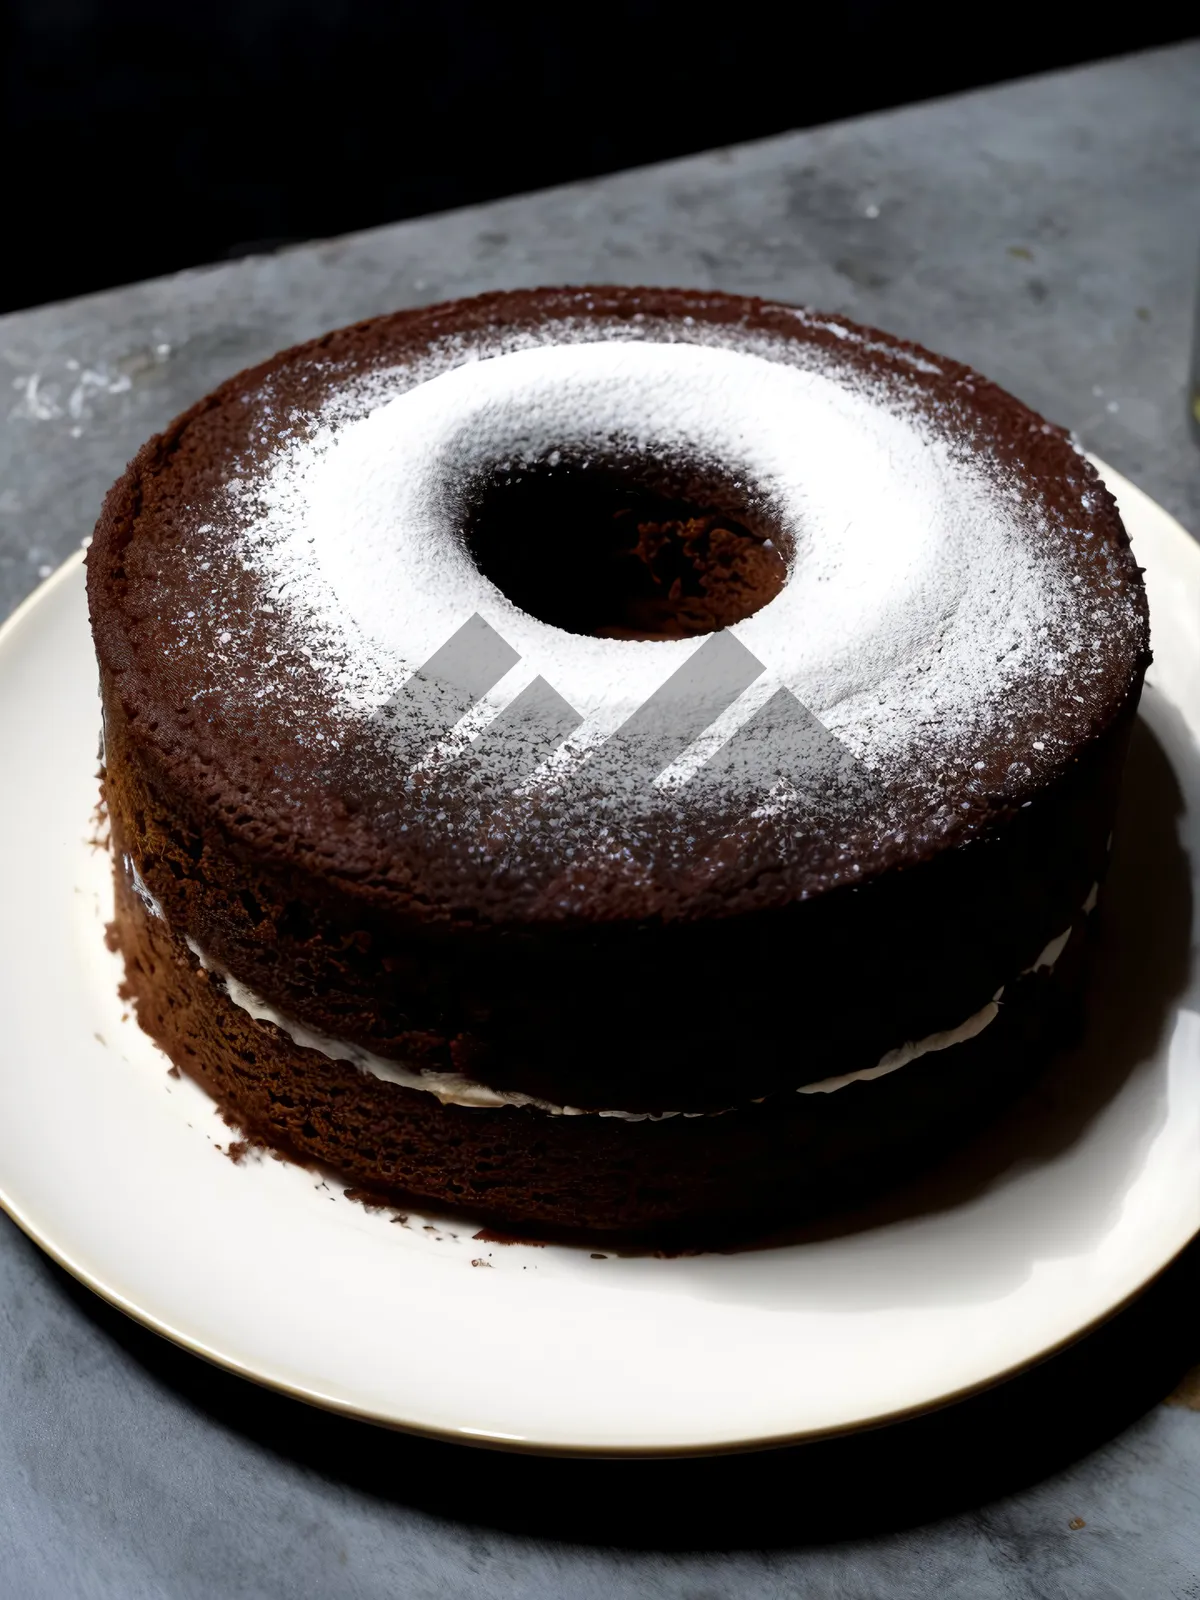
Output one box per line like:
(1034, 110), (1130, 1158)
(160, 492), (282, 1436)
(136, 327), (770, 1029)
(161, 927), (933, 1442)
(240, 335), (1088, 780)
(162, 307), (1143, 860)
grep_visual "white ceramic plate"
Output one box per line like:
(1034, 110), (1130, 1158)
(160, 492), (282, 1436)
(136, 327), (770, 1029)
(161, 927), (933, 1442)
(0, 461), (1197, 1456)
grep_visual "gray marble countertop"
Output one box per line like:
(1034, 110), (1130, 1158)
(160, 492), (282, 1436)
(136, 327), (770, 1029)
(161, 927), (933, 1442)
(2, 41), (1198, 1599)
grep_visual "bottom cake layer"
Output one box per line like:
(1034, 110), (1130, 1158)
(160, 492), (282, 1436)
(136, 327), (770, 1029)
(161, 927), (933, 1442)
(113, 867), (1090, 1245)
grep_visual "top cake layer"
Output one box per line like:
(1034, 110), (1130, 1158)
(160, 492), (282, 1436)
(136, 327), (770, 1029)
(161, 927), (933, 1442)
(89, 286), (1147, 926)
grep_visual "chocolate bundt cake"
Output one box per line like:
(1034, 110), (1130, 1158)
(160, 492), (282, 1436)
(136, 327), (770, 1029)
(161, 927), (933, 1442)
(88, 286), (1150, 1240)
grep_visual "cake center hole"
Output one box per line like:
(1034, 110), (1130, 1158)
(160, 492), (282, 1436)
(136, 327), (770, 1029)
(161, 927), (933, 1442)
(460, 459), (788, 641)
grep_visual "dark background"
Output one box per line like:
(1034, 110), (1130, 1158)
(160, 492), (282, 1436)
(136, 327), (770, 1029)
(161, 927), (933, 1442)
(1, 1), (1193, 315)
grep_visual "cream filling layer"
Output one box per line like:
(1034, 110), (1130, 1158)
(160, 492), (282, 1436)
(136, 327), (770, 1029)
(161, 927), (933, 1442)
(125, 855), (1096, 1121)
(796, 995), (1003, 1096)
